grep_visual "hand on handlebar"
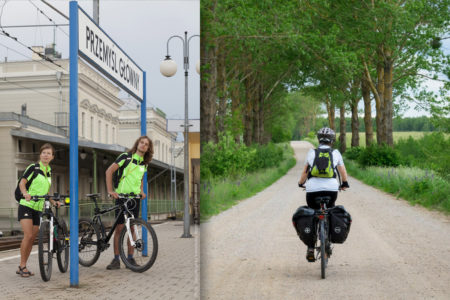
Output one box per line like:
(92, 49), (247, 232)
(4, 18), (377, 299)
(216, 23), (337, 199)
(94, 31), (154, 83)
(52, 200), (61, 208)
(340, 181), (349, 191)
(108, 192), (119, 199)
(24, 193), (31, 201)
(298, 182), (306, 189)
(140, 192), (146, 200)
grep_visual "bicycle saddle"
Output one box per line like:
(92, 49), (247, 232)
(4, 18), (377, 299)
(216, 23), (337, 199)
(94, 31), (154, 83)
(86, 193), (101, 198)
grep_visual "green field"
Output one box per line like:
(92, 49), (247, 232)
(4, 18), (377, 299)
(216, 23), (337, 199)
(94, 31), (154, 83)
(345, 131), (434, 147)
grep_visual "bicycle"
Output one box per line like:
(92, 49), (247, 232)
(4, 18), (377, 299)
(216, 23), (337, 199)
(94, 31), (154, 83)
(312, 196), (332, 279)
(78, 193), (158, 272)
(32, 193), (70, 282)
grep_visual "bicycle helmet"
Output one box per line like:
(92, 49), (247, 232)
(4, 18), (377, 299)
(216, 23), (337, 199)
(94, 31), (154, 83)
(317, 127), (335, 144)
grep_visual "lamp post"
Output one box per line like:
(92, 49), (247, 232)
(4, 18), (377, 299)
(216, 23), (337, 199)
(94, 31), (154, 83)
(160, 31), (199, 238)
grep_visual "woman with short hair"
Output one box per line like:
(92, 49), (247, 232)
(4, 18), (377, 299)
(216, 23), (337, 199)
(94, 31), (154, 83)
(16, 143), (60, 277)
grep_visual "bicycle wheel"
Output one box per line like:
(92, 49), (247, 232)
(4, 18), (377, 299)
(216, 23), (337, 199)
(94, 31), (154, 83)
(119, 218), (158, 273)
(78, 218), (101, 267)
(38, 220), (53, 282)
(319, 220), (327, 279)
(56, 220), (69, 273)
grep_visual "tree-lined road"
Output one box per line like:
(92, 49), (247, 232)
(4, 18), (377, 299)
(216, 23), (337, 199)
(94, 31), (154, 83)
(201, 141), (450, 299)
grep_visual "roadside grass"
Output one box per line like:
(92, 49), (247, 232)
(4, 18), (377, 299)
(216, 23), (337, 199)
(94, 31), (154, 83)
(345, 159), (450, 213)
(200, 145), (296, 221)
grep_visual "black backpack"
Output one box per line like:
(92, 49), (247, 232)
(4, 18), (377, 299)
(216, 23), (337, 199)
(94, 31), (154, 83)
(112, 153), (133, 189)
(14, 163), (41, 202)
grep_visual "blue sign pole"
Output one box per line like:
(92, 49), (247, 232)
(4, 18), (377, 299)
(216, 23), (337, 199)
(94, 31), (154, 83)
(69, 1), (79, 287)
(141, 72), (148, 255)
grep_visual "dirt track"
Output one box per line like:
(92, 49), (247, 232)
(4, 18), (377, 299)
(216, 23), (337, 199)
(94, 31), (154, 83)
(201, 141), (450, 300)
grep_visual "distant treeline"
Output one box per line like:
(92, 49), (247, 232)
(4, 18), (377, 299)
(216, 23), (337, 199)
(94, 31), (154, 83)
(299, 116), (436, 137)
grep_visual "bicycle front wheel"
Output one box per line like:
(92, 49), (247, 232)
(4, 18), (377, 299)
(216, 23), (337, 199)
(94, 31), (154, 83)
(56, 220), (69, 273)
(319, 220), (327, 279)
(78, 218), (101, 267)
(119, 218), (158, 273)
(38, 220), (53, 282)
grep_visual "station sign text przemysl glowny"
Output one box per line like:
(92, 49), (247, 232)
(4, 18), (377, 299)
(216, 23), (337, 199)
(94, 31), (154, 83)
(77, 8), (144, 101)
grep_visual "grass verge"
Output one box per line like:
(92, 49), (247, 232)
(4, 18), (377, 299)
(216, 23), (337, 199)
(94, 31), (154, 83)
(345, 159), (450, 213)
(200, 144), (296, 221)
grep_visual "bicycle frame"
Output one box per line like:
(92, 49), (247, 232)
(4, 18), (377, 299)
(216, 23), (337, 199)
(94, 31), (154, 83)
(89, 196), (138, 247)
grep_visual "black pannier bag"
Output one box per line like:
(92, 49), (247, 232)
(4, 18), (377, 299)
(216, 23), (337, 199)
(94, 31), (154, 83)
(328, 205), (352, 244)
(292, 206), (316, 246)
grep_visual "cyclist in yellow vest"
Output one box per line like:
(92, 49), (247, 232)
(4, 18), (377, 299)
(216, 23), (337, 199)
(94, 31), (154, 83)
(105, 136), (153, 270)
(16, 143), (60, 277)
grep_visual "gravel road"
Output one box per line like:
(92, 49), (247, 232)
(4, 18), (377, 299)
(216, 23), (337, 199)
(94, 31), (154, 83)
(201, 141), (450, 300)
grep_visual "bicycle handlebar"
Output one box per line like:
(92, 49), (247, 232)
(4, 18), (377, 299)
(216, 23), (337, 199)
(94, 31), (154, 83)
(117, 193), (142, 200)
(29, 194), (69, 205)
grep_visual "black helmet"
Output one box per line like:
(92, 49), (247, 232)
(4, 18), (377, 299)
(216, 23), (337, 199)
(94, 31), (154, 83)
(317, 127), (335, 143)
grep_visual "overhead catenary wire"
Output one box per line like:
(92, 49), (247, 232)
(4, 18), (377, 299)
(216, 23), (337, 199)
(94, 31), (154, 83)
(0, 28), (63, 68)
(28, 0), (69, 37)
(0, 41), (67, 73)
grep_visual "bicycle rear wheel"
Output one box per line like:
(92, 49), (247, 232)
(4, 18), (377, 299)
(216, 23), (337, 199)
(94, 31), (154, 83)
(319, 220), (328, 279)
(56, 220), (69, 273)
(119, 218), (158, 273)
(38, 220), (53, 282)
(78, 218), (101, 267)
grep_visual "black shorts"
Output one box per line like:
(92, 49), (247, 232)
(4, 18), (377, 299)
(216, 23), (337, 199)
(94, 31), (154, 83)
(306, 191), (338, 210)
(18, 204), (42, 226)
(115, 199), (140, 224)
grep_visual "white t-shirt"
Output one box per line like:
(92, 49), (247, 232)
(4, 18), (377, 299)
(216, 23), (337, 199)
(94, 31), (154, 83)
(304, 145), (344, 192)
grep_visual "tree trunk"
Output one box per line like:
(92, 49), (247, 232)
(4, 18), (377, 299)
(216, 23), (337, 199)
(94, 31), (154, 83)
(243, 77), (254, 146)
(350, 97), (360, 147)
(361, 77), (374, 147)
(230, 79), (241, 143)
(339, 103), (346, 153)
(200, 40), (218, 147)
(383, 49), (394, 147)
(258, 84), (265, 144)
(243, 99), (253, 146)
(217, 49), (227, 134)
(376, 58), (386, 145)
(252, 87), (259, 144)
(326, 95), (336, 131)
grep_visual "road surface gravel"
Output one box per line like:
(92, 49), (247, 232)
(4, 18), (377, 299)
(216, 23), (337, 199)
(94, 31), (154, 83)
(201, 141), (450, 300)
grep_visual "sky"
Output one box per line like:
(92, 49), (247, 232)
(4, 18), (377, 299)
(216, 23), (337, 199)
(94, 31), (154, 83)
(0, 0), (200, 119)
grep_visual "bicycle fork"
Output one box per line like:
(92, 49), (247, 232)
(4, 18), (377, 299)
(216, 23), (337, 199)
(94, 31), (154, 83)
(125, 216), (137, 247)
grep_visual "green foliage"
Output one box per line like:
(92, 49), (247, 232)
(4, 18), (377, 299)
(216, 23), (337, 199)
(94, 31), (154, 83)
(200, 143), (296, 220)
(356, 145), (402, 167)
(395, 132), (450, 179)
(344, 146), (363, 161)
(249, 143), (284, 170)
(315, 116), (438, 133)
(345, 160), (450, 213)
(201, 132), (289, 179)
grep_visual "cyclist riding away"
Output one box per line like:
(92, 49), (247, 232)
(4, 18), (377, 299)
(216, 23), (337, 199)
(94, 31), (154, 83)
(105, 135), (153, 270)
(298, 127), (349, 262)
(16, 143), (60, 277)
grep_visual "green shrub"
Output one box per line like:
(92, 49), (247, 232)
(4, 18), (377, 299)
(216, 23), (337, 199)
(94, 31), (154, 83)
(357, 144), (401, 167)
(344, 146), (363, 160)
(201, 132), (288, 180)
(249, 143), (284, 170)
(395, 132), (450, 179)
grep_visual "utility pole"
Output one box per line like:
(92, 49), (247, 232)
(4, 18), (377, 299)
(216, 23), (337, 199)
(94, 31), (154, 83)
(93, 0), (99, 24)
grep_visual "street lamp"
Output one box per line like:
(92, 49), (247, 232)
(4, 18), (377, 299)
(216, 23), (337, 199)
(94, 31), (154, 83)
(160, 31), (199, 238)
